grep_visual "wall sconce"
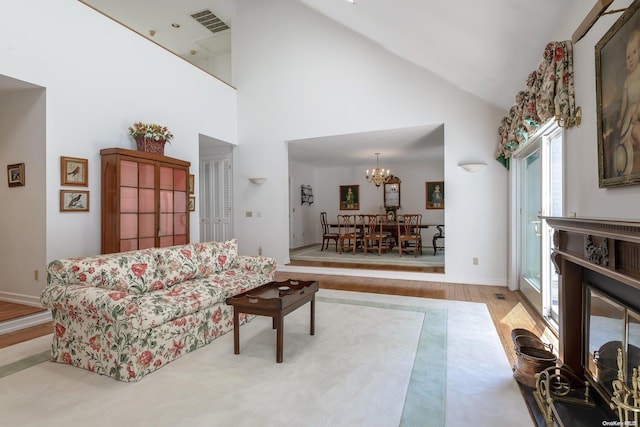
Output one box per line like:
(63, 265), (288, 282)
(458, 163), (487, 173)
(248, 177), (267, 185)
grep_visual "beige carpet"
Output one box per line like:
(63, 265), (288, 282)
(0, 289), (528, 426)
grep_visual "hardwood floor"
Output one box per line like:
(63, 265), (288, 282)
(0, 272), (555, 369)
(0, 322), (52, 348)
(273, 271), (556, 368)
(0, 301), (46, 322)
(0, 301), (51, 349)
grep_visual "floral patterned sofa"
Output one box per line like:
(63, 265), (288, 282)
(40, 240), (276, 382)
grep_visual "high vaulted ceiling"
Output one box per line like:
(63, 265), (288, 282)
(299, 0), (575, 110)
(82, 0), (577, 110)
(78, 0), (579, 166)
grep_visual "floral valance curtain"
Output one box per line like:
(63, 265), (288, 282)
(495, 41), (576, 168)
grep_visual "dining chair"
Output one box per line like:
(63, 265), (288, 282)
(397, 213), (422, 257)
(360, 214), (392, 255)
(432, 224), (445, 255)
(337, 214), (359, 254)
(320, 211), (339, 251)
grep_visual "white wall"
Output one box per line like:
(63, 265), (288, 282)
(6, 0), (612, 301)
(556, 0), (640, 218)
(1, 0), (237, 302)
(233, 0), (507, 285)
(0, 86), (46, 305)
(289, 159), (446, 248)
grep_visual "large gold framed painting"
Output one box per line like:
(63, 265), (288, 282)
(596, 0), (640, 187)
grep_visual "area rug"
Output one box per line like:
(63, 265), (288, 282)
(0, 290), (527, 426)
(290, 244), (444, 267)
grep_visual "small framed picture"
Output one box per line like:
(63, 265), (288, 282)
(426, 181), (444, 209)
(61, 156), (88, 186)
(339, 185), (359, 210)
(7, 163), (25, 187)
(60, 190), (89, 212)
(188, 174), (195, 194)
(189, 196), (196, 211)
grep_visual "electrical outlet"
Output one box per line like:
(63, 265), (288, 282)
(245, 211), (253, 218)
(473, 257), (479, 265)
(34, 270), (39, 281)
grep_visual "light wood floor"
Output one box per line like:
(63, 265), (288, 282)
(0, 301), (51, 348)
(0, 273), (555, 368)
(0, 301), (46, 322)
(274, 271), (556, 368)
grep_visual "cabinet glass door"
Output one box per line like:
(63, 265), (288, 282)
(120, 160), (139, 251)
(159, 166), (188, 247)
(138, 163), (155, 249)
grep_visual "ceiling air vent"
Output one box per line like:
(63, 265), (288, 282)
(191, 9), (230, 34)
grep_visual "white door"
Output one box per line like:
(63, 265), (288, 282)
(200, 158), (232, 242)
(515, 124), (563, 321)
(520, 142), (543, 310)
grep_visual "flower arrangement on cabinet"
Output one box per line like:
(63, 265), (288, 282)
(128, 122), (174, 143)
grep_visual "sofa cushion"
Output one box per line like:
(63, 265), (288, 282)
(192, 239), (238, 275)
(154, 244), (200, 287)
(135, 277), (229, 329)
(205, 269), (270, 299)
(53, 249), (161, 294)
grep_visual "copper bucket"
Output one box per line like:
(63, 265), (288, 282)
(512, 330), (557, 388)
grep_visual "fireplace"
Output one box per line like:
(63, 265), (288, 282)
(545, 217), (640, 412)
(584, 283), (640, 401)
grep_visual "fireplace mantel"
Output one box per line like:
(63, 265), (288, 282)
(543, 216), (640, 391)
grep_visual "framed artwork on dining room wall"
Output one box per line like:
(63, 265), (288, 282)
(596, 0), (640, 187)
(426, 181), (444, 209)
(339, 185), (359, 210)
(60, 156), (88, 186)
(301, 184), (314, 206)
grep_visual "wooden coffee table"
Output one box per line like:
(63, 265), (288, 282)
(225, 279), (318, 363)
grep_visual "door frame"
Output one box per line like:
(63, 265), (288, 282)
(514, 137), (544, 311)
(508, 121), (564, 316)
(198, 141), (234, 242)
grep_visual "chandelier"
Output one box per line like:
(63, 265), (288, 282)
(365, 152), (390, 187)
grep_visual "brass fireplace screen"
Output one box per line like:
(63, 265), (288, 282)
(585, 285), (640, 401)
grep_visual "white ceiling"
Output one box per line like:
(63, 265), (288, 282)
(288, 124), (444, 168)
(299, 0), (575, 110)
(0, 75), (41, 91)
(81, 0), (576, 110)
(75, 0), (578, 166)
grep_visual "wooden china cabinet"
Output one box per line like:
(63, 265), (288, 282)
(100, 148), (190, 254)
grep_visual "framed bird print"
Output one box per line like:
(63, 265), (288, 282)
(60, 190), (89, 212)
(61, 156), (88, 186)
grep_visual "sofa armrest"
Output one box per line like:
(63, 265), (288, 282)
(41, 282), (138, 323)
(235, 255), (277, 278)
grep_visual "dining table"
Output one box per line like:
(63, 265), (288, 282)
(328, 219), (438, 252)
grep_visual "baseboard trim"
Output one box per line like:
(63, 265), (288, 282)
(0, 311), (52, 335)
(0, 292), (42, 308)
